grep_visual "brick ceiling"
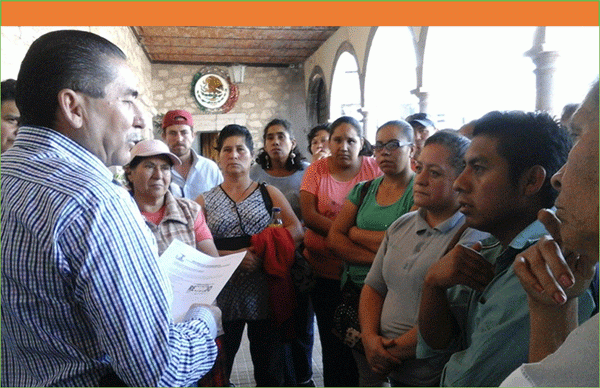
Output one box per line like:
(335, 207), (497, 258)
(130, 26), (339, 67)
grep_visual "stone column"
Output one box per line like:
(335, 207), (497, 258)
(531, 50), (559, 114)
(358, 107), (369, 134)
(411, 87), (429, 113)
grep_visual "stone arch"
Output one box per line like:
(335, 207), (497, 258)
(329, 41), (362, 122)
(362, 27), (419, 139)
(307, 65), (329, 126)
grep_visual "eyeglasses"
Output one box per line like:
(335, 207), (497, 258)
(372, 140), (413, 152)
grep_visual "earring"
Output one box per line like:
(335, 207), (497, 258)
(290, 151), (296, 165)
(265, 153), (271, 169)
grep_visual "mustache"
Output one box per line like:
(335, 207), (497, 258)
(128, 132), (142, 144)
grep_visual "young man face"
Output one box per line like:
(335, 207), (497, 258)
(163, 124), (194, 158)
(552, 91), (599, 257)
(453, 135), (525, 238)
(412, 123), (436, 159)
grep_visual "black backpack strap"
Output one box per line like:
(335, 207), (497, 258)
(357, 179), (373, 209)
(258, 182), (274, 215)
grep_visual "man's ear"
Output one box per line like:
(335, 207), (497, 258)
(57, 89), (84, 129)
(520, 165), (547, 197)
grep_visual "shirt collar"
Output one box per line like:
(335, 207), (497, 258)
(161, 191), (191, 225)
(189, 148), (200, 164)
(508, 217), (549, 250)
(15, 126), (113, 182)
(415, 208), (465, 234)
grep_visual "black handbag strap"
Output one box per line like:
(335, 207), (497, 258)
(358, 179), (373, 208)
(258, 182), (273, 215)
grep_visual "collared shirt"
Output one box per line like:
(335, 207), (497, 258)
(140, 190), (213, 255)
(365, 209), (489, 386)
(171, 149), (223, 201)
(1, 126), (217, 387)
(416, 219), (595, 387)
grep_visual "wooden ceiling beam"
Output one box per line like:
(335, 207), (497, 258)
(136, 26), (337, 40)
(139, 36), (325, 49)
(152, 53), (303, 64)
(145, 46), (313, 57)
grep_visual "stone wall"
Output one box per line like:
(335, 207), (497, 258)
(1, 26), (154, 138)
(1, 27), (311, 152)
(152, 64), (310, 152)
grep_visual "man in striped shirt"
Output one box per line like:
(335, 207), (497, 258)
(1, 30), (219, 387)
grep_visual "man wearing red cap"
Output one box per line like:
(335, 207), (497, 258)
(162, 109), (223, 201)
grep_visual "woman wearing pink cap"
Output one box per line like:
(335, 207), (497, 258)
(125, 139), (227, 386)
(125, 139), (219, 257)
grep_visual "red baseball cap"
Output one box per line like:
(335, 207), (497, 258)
(162, 109), (193, 129)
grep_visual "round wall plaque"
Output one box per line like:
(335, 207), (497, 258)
(191, 67), (239, 114)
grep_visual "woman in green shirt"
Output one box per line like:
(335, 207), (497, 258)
(327, 120), (416, 287)
(326, 119), (416, 386)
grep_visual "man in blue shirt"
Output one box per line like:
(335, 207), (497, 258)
(1, 30), (219, 387)
(416, 110), (594, 386)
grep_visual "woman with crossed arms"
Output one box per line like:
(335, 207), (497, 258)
(326, 120), (416, 386)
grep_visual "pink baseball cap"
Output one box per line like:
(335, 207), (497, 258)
(162, 109), (193, 129)
(128, 139), (181, 166)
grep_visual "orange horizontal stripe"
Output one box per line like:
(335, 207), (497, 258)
(2, 1), (598, 27)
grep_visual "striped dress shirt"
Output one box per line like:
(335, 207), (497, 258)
(1, 126), (217, 387)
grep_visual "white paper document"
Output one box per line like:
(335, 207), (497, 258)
(158, 239), (246, 323)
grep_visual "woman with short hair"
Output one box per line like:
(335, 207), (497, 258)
(359, 131), (489, 386)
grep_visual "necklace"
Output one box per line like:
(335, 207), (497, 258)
(221, 180), (255, 203)
(240, 180), (255, 197)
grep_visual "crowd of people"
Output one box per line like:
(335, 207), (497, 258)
(1, 29), (598, 387)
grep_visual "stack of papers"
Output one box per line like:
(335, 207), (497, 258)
(158, 239), (246, 322)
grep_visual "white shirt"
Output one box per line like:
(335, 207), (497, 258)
(171, 149), (223, 201)
(500, 314), (599, 387)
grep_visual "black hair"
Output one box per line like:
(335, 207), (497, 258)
(1, 79), (17, 102)
(329, 116), (373, 156)
(215, 124), (254, 153)
(376, 120), (414, 143)
(473, 111), (571, 208)
(255, 118), (306, 171)
(423, 130), (471, 174)
(561, 103), (580, 122)
(16, 30), (127, 128)
(307, 123), (329, 154)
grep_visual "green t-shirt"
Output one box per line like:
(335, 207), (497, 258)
(342, 175), (414, 286)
